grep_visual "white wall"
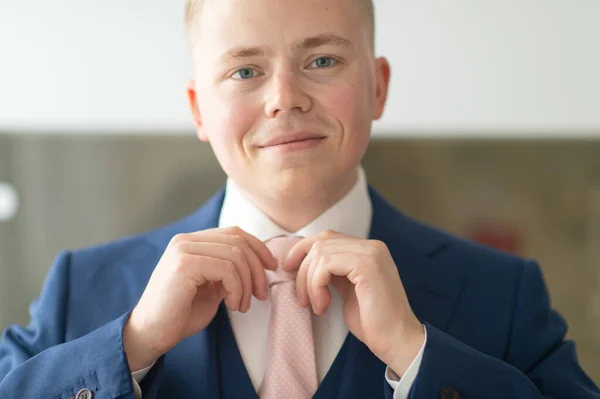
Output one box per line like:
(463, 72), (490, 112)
(1, 0), (599, 137)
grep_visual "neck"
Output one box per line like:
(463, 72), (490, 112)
(240, 169), (359, 233)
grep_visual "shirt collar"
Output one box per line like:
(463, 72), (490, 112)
(218, 167), (372, 241)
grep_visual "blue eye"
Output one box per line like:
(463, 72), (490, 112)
(232, 68), (257, 80)
(309, 57), (337, 68)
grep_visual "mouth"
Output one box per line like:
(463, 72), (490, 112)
(259, 133), (326, 148)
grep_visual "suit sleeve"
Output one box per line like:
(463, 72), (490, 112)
(403, 260), (600, 399)
(0, 251), (158, 399)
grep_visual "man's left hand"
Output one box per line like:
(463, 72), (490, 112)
(284, 230), (425, 377)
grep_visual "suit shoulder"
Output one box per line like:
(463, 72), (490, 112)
(67, 232), (155, 272)
(400, 213), (529, 278)
(66, 204), (206, 270)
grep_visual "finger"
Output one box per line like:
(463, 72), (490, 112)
(238, 241), (270, 301)
(178, 242), (253, 312)
(231, 236), (269, 301)
(229, 245), (252, 312)
(177, 228), (278, 272)
(232, 231), (274, 299)
(207, 236), (270, 302)
(224, 227), (278, 272)
(190, 255), (244, 311)
(310, 250), (365, 313)
(210, 281), (227, 300)
(284, 231), (350, 272)
(306, 251), (323, 314)
(218, 231), (271, 301)
(291, 238), (365, 301)
(295, 250), (312, 308)
(180, 229), (272, 302)
(311, 257), (333, 315)
(284, 236), (318, 272)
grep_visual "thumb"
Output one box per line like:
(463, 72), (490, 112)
(214, 281), (228, 300)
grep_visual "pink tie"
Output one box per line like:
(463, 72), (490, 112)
(259, 236), (318, 399)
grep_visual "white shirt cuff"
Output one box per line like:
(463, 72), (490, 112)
(385, 324), (427, 399)
(131, 363), (155, 399)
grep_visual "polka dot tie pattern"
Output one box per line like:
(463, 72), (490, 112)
(259, 235), (318, 399)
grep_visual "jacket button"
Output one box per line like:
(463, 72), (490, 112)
(76, 388), (93, 399)
(440, 386), (460, 399)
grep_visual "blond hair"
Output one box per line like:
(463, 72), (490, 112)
(184, 0), (375, 48)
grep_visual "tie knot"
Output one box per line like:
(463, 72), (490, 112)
(265, 235), (302, 285)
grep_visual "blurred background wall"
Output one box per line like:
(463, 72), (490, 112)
(1, 0), (600, 134)
(1, 0), (599, 383)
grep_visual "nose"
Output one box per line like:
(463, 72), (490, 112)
(264, 72), (312, 117)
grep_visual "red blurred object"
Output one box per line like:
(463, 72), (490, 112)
(467, 222), (522, 255)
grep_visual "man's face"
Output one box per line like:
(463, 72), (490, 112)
(187, 0), (390, 202)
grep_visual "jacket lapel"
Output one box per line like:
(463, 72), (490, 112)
(367, 186), (465, 332)
(146, 188), (226, 252)
(333, 188), (466, 398)
(334, 334), (387, 398)
(146, 189), (226, 398)
(215, 304), (260, 399)
(160, 321), (221, 398)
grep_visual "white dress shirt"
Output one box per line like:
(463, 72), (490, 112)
(133, 167), (426, 398)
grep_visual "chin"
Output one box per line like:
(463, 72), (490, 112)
(268, 169), (325, 199)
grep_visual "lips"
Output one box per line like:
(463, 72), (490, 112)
(260, 133), (326, 148)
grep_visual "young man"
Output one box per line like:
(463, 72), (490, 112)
(0, 0), (598, 398)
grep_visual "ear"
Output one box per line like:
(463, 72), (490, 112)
(186, 80), (208, 142)
(373, 57), (391, 120)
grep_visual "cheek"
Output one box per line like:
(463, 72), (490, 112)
(200, 90), (262, 149)
(322, 80), (374, 141)
(197, 90), (262, 174)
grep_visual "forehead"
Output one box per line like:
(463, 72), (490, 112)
(192, 0), (369, 56)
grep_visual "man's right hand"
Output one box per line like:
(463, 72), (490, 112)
(123, 227), (277, 372)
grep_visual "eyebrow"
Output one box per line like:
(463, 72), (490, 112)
(293, 33), (353, 50)
(222, 47), (267, 60)
(220, 33), (353, 61)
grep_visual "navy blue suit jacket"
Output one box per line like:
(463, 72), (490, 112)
(0, 187), (598, 398)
